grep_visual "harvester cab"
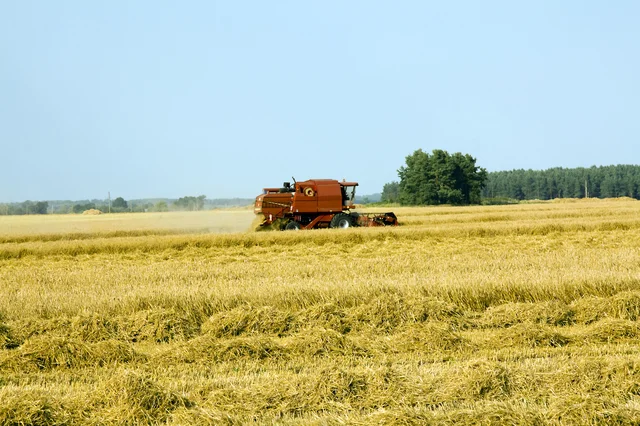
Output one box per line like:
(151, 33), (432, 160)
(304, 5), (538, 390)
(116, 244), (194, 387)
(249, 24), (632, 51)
(340, 182), (357, 208)
(254, 178), (398, 231)
(279, 182), (294, 193)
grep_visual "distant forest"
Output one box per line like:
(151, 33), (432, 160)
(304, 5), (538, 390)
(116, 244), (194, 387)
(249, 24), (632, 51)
(483, 165), (640, 201)
(0, 197), (254, 215)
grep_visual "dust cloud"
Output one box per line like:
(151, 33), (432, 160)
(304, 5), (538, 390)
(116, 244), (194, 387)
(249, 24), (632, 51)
(0, 210), (257, 236)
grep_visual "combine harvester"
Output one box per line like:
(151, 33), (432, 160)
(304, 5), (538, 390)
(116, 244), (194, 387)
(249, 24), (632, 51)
(254, 178), (398, 230)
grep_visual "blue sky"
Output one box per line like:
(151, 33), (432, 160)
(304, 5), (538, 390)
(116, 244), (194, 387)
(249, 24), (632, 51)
(1, 1), (639, 202)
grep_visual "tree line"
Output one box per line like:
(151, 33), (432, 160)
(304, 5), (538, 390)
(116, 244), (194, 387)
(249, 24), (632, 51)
(0, 200), (50, 215)
(0, 198), (163, 215)
(0, 195), (255, 215)
(483, 165), (640, 200)
(0, 196), (257, 215)
(381, 150), (640, 205)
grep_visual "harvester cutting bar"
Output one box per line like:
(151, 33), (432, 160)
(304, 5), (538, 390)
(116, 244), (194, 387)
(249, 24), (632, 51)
(356, 212), (398, 227)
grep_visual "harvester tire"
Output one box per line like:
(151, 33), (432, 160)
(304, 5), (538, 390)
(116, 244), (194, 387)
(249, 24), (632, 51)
(284, 220), (301, 231)
(330, 213), (354, 229)
(350, 212), (360, 226)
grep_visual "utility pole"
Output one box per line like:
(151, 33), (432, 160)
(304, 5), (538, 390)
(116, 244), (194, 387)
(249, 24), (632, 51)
(585, 180), (588, 199)
(108, 192), (111, 213)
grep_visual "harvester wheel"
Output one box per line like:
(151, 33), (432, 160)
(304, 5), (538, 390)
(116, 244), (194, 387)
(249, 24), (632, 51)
(330, 213), (354, 229)
(284, 220), (301, 231)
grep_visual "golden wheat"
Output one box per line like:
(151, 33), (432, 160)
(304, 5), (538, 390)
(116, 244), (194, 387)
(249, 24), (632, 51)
(1, 200), (640, 424)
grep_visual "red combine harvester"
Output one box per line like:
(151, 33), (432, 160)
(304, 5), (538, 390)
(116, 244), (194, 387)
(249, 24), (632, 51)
(254, 178), (398, 230)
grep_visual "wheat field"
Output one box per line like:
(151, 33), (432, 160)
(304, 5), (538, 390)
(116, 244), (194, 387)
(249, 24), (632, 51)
(2, 200), (640, 424)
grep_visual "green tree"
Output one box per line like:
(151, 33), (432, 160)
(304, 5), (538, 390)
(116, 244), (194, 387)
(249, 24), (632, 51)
(8, 204), (25, 215)
(33, 201), (49, 214)
(174, 195), (206, 211)
(154, 201), (169, 212)
(396, 149), (487, 205)
(73, 203), (95, 213)
(397, 149), (435, 205)
(112, 197), (128, 210)
(21, 200), (35, 214)
(449, 152), (488, 204)
(381, 181), (400, 203)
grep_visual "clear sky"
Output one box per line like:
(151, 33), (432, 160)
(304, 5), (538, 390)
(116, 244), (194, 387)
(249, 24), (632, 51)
(1, 1), (639, 202)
